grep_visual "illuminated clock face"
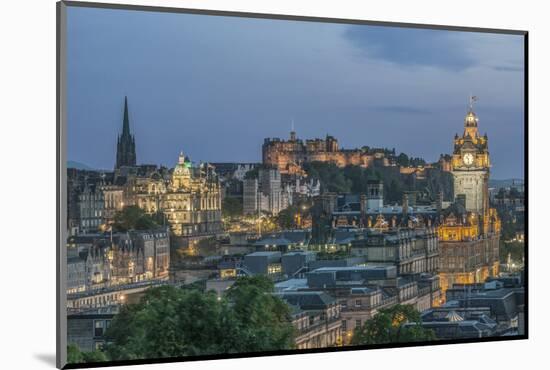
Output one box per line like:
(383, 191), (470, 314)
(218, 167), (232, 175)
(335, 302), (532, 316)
(463, 153), (474, 166)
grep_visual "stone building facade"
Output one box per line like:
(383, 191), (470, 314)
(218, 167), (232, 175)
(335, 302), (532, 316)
(350, 227), (439, 276)
(79, 183), (105, 233)
(304, 266), (439, 342)
(243, 167), (286, 216)
(262, 130), (395, 174)
(279, 291), (343, 349)
(243, 177), (259, 216)
(67, 229), (170, 294)
(160, 153), (222, 237)
(101, 185), (125, 224)
(67, 306), (119, 352)
(451, 108), (490, 214)
(438, 102), (501, 294)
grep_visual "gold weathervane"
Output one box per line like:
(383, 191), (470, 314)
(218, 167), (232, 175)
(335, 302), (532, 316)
(469, 94), (478, 110)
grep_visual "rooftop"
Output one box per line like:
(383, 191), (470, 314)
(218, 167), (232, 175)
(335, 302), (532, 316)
(277, 291), (337, 309)
(246, 251), (282, 257)
(275, 278), (308, 292)
(312, 265), (391, 272)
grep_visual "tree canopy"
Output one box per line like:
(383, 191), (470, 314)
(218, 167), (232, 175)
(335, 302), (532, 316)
(225, 276), (295, 352)
(222, 197), (243, 219)
(302, 161), (452, 205)
(396, 153), (426, 167)
(112, 205), (160, 232)
(500, 240), (524, 264)
(67, 344), (108, 364)
(303, 162), (380, 194)
(101, 277), (294, 362)
(276, 201), (311, 229)
(351, 304), (436, 345)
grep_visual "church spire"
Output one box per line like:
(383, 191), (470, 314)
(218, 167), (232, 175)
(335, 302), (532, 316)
(122, 96), (130, 137)
(115, 96), (137, 169)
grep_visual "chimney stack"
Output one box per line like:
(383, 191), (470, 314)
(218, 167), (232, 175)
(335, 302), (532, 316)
(402, 192), (409, 226)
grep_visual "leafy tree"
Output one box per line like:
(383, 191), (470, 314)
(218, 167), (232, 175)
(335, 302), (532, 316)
(112, 205), (159, 232)
(409, 157), (427, 167)
(67, 344), (83, 364)
(277, 206), (299, 229)
(67, 344), (109, 364)
(276, 201), (311, 229)
(104, 278), (294, 360)
(396, 153), (410, 167)
(302, 159), (448, 205)
(500, 240), (525, 264)
(222, 197), (243, 219)
(501, 218), (517, 240)
(303, 162), (351, 193)
(351, 304), (436, 345)
(227, 275), (277, 297)
(386, 179), (404, 203)
(105, 286), (234, 359)
(344, 166), (369, 193)
(226, 276), (295, 352)
(81, 350), (109, 363)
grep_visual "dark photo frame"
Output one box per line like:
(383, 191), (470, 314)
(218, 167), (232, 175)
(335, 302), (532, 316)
(57, 1), (528, 368)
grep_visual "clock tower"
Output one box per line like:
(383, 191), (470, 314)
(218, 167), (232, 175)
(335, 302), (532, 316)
(451, 97), (490, 215)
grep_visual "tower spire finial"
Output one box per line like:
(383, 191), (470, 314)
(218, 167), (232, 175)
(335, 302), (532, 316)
(290, 117), (296, 141)
(469, 94), (478, 111)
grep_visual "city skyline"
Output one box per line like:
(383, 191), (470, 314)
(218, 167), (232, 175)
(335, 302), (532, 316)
(62, 5), (526, 365)
(67, 7), (524, 179)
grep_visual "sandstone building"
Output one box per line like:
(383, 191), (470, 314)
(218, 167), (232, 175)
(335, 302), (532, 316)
(160, 153), (223, 237)
(438, 100), (501, 293)
(262, 130), (394, 174)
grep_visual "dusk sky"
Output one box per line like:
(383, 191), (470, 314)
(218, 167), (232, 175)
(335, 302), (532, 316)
(67, 6), (525, 179)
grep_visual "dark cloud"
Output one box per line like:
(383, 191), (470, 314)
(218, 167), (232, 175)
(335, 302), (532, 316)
(344, 25), (477, 71)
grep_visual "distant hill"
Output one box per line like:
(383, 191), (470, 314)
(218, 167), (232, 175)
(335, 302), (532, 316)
(489, 179), (524, 188)
(67, 160), (94, 170)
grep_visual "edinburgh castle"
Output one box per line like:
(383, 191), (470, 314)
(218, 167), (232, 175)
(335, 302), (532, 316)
(262, 130), (395, 175)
